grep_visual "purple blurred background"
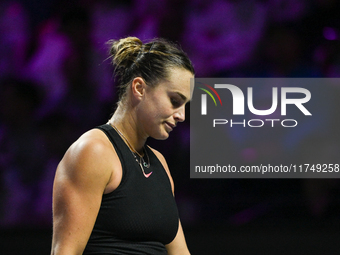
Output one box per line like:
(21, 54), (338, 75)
(1, 0), (340, 254)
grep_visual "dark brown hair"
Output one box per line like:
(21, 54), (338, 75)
(107, 37), (195, 101)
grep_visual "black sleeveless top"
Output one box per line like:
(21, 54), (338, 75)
(83, 124), (179, 255)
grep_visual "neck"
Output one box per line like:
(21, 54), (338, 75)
(108, 105), (147, 154)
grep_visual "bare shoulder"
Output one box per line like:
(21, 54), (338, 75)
(56, 128), (121, 194)
(148, 147), (168, 172)
(52, 128), (121, 254)
(60, 129), (112, 173)
(149, 147), (174, 193)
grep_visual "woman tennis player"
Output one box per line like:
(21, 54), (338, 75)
(51, 37), (195, 255)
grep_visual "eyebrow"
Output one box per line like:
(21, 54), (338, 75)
(175, 92), (188, 102)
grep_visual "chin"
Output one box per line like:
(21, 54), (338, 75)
(152, 130), (170, 140)
(153, 133), (170, 140)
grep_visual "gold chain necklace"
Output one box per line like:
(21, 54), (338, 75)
(110, 123), (152, 178)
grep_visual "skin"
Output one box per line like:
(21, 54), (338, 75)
(51, 67), (194, 255)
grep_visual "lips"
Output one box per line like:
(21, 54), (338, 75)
(165, 122), (176, 132)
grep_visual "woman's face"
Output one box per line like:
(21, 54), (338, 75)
(138, 68), (194, 140)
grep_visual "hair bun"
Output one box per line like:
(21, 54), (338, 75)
(106, 36), (194, 103)
(107, 37), (143, 69)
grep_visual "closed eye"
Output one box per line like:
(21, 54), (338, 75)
(170, 97), (182, 108)
(170, 92), (188, 108)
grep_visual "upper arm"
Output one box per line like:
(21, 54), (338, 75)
(51, 133), (115, 255)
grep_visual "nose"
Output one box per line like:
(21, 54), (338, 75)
(173, 105), (185, 122)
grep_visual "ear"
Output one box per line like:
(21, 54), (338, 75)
(131, 77), (146, 100)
